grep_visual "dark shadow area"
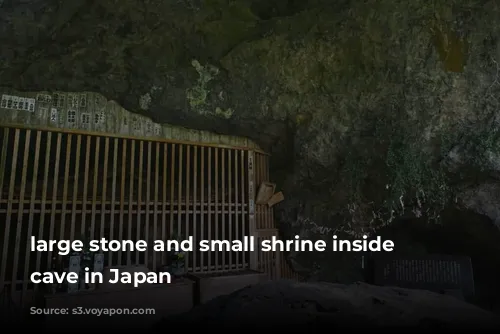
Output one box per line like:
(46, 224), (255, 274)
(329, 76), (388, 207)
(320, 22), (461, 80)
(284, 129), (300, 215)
(373, 207), (500, 313)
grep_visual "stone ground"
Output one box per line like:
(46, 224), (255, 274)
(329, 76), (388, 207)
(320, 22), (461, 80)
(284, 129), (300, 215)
(152, 280), (500, 331)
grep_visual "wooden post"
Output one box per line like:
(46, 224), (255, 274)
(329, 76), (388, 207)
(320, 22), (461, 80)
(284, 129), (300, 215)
(248, 151), (257, 270)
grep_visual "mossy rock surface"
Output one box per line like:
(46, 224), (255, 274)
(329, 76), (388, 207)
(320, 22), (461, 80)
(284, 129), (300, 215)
(2, 0), (500, 280)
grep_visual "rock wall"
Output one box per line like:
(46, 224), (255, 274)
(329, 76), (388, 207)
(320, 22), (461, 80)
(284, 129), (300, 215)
(2, 0), (500, 280)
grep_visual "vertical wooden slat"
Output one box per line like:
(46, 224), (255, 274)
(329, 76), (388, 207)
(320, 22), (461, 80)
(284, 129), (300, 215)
(264, 156), (275, 228)
(47, 133), (62, 272)
(22, 131), (41, 303)
(108, 138), (119, 266)
(153, 142), (160, 271)
(90, 137), (100, 240)
(0, 128), (10, 204)
(262, 156), (267, 229)
(262, 155), (267, 229)
(136, 141), (143, 265)
(228, 149), (232, 270)
(59, 134), (72, 266)
(270, 158), (275, 233)
(0, 128), (13, 292)
(177, 145), (183, 235)
(200, 147), (205, 271)
(185, 145), (191, 269)
(161, 143), (168, 264)
(81, 136), (91, 237)
(214, 148), (219, 271)
(266, 156), (271, 230)
(260, 155), (266, 229)
(248, 151), (256, 270)
(11, 130), (30, 299)
(207, 147), (212, 271)
(260, 154), (271, 230)
(70, 135), (82, 241)
(184, 145), (191, 268)
(118, 139), (128, 265)
(128, 140), (136, 266)
(234, 150), (239, 270)
(257, 155), (263, 229)
(254, 154), (258, 230)
(221, 149), (228, 271)
(161, 143), (168, 265)
(265, 157), (269, 230)
(254, 154), (259, 230)
(100, 137), (110, 241)
(34, 131), (51, 292)
(240, 150), (246, 268)
(145, 141), (152, 267)
(193, 146), (198, 271)
(169, 144), (175, 236)
(221, 149), (226, 271)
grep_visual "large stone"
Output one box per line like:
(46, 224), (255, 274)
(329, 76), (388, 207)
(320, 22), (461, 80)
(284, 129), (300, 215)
(2, 0), (500, 279)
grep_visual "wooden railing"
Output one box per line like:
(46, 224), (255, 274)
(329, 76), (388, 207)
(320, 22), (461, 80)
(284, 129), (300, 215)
(0, 126), (302, 308)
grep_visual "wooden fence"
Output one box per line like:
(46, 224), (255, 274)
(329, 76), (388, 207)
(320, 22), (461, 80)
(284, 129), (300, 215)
(0, 125), (300, 307)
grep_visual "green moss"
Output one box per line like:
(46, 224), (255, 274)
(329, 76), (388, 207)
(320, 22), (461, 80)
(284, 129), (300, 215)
(186, 59), (235, 119)
(214, 107), (234, 119)
(186, 59), (219, 109)
(186, 86), (208, 108)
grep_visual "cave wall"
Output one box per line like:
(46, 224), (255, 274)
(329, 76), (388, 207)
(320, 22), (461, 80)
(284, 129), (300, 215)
(2, 0), (500, 279)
